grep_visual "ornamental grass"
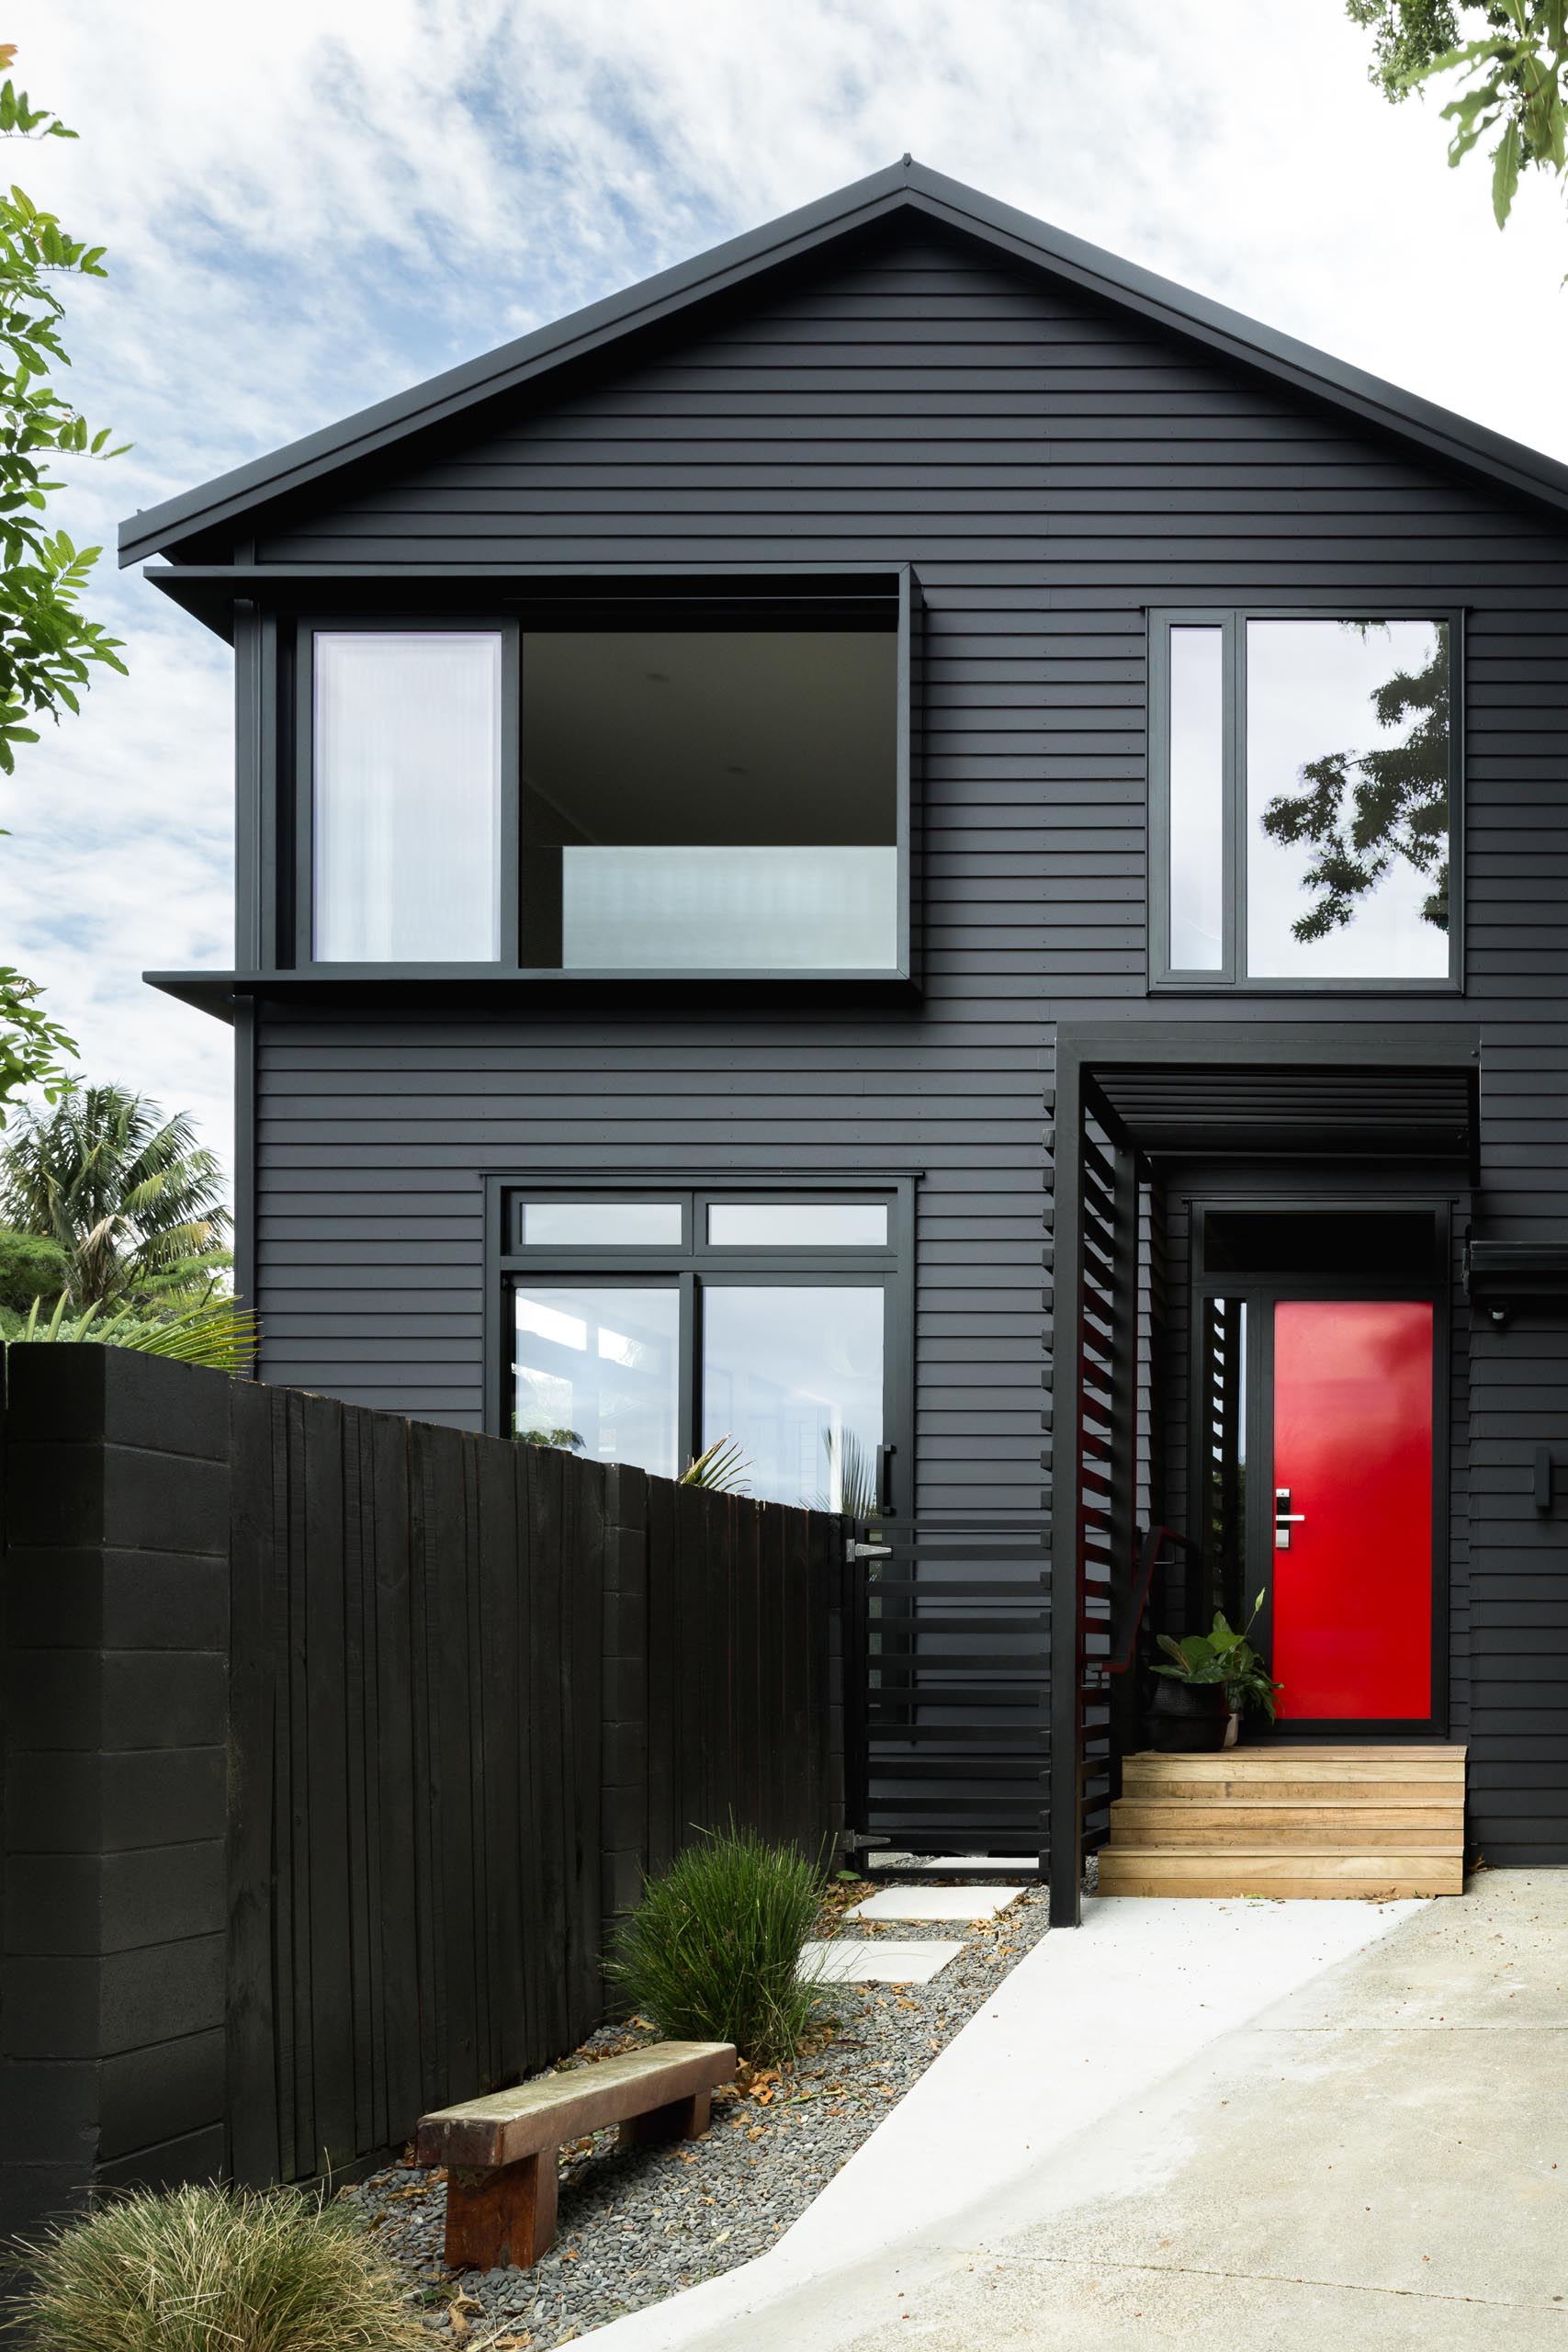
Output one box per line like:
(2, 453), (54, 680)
(609, 1823), (827, 2066)
(6, 2181), (423, 2352)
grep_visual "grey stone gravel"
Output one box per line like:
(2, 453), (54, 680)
(346, 1879), (1047, 2347)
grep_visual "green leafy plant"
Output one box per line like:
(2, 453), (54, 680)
(608, 1824), (827, 2065)
(0, 1219), (64, 1310)
(0, 60), (130, 1125)
(1153, 1590), (1283, 1722)
(11, 1290), (257, 1371)
(679, 1434), (751, 1492)
(0, 966), (74, 1127)
(1348, 1), (1568, 232)
(1, 1083), (230, 1307)
(6, 2179), (426, 2352)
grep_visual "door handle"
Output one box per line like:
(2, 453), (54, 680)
(1274, 1486), (1304, 1551)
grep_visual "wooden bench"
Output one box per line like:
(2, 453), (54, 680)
(415, 2040), (737, 2269)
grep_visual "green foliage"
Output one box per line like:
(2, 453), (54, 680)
(0, 73), (128, 776)
(1261, 622), (1450, 945)
(0, 964), (74, 1125)
(0, 1217), (63, 1309)
(6, 2179), (425, 2352)
(608, 1824), (827, 2065)
(679, 1433), (752, 1491)
(12, 1290), (258, 1371)
(1154, 1590), (1283, 1722)
(0, 1083), (230, 1307)
(1348, 1), (1568, 230)
(514, 1420), (585, 1449)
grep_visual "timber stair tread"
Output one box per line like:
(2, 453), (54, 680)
(1098, 1745), (1466, 1900)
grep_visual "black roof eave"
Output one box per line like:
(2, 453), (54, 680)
(119, 157), (1568, 568)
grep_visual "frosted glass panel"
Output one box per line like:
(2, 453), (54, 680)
(314, 632), (502, 961)
(513, 1283), (679, 1476)
(559, 845), (897, 970)
(1246, 619), (1450, 979)
(702, 1286), (883, 1512)
(707, 1203), (887, 1247)
(1168, 626), (1224, 971)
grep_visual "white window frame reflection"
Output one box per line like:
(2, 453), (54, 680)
(1149, 607), (1462, 994)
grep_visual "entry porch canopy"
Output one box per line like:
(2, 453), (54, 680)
(1046, 1021), (1480, 1927)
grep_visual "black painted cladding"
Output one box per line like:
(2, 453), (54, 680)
(239, 216), (1568, 1861)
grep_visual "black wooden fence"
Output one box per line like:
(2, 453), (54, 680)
(0, 1346), (843, 2233)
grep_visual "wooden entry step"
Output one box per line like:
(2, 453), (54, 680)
(1097, 1745), (1466, 1899)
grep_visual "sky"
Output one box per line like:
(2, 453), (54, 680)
(6, 0), (1568, 1181)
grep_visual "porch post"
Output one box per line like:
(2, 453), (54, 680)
(1105, 1145), (1141, 1776)
(1047, 1043), (1084, 1926)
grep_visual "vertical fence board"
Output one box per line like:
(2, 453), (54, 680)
(226, 1379), (281, 2188)
(368, 1410), (421, 2150)
(213, 1382), (841, 2187)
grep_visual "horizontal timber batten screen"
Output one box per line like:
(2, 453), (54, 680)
(0, 1346), (843, 2232)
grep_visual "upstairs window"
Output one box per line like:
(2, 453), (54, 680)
(521, 630), (897, 971)
(1150, 612), (1459, 989)
(312, 629), (503, 961)
(299, 581), (914, 978)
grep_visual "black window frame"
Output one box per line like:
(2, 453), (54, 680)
(485, 1175), (915, 1515)
(288, 567), (920, 984)
(1147, 605), (1464, 995)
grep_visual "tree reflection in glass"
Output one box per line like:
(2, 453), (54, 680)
(1247, 619), (1450, 979)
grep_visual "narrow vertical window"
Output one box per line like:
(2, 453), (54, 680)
(1167, 625), (1225, 972)
(313, 631), (502, 961)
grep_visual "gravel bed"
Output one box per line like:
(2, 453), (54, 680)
(348, 1875), (1048, 2347)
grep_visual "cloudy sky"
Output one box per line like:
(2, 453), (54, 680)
(6, 0), (1568, 1176)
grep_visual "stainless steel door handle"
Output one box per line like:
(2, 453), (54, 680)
(1274, 1487), (1305, 1550)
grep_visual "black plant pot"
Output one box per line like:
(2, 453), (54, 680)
(1145, 1678), (1233, 1754)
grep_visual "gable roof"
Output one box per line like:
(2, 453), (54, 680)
(119, 154), (1568, 566)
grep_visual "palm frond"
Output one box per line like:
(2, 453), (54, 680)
(0, 1083), (231, 1307)
(16, 1290), (257, 1372)
(679, 1434), (751, 1491)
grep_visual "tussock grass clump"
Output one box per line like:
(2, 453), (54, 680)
(8, 2181), (424, 2352)
(609, 1824), (827, 2067)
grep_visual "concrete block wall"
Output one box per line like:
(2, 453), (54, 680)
(0, 1348), (231, 2233)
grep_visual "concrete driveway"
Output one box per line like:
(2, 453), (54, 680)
(585, 1871), (1568, 2350)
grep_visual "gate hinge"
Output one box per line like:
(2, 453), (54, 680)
(846, 1539), (893, 1563)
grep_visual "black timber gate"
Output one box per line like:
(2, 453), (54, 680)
(844, 1517), (1050, 1861)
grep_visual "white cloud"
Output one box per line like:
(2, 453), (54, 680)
(3, 0), (1565, 1176)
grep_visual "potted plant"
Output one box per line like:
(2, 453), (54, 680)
(1147, 1591), (1282, 1752)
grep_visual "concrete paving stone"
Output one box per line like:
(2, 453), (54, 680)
(847, 1885), (1027, 1922)
(800, 1939), (965, 1985)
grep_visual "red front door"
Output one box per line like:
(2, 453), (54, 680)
(1271, 1299), (1434, 1722)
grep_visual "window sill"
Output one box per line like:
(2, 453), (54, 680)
(1148, 978), (1464, 999)
(146, 967), (920, 1022)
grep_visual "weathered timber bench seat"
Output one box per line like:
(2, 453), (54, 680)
(415, 2040), (738, 2269)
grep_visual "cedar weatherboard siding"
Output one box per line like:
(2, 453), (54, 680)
(240, 220), (1568, 1859)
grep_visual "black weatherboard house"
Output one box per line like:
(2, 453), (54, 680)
(124, 159), (1568, 1924)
